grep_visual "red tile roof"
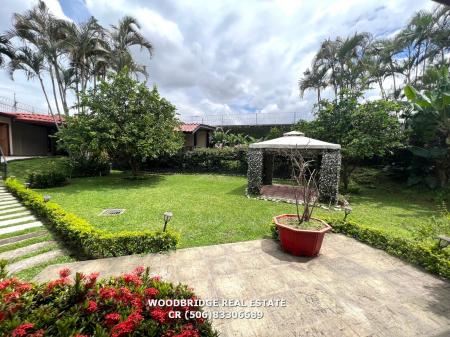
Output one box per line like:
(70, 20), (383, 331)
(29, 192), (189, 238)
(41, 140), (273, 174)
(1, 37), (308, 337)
(178, 123), (215, 133)
(0, 112), (63, 126)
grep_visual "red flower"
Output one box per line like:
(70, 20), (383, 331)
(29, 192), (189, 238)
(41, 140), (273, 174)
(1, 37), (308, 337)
(0, 311), (5, 322)
(123, 273), (142, 286)
(150, 307), (166, 323)
(128, 310), (143, 324)
(110, 310), (143, 337)
(99, 286), (116, 300)
(144, 287), (159, 297)
(86, 300), (97, 313)
(87, 272), (99, 283)
(0, 279), (13, 291)
(115, 287), (134, 303)
(111, 320), (134, 337)
(46, 277), (70, 292)
(133, 266), (145, 276)
(59, 268), (71, 278)
(104, 312), (121, 326)
(12, 323), (34, 337)
(16, 283), (32, 293)
(173, 324), (200, 337)
(151, 275), (161, 282)
(4, 291), (20, 303)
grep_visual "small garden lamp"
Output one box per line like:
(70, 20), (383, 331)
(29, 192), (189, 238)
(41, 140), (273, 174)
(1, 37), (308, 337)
(163, 211), (173, 232)
(343, 206), (352, 221)
(24, 182), (30, 189)
(43, 195), (51, 203)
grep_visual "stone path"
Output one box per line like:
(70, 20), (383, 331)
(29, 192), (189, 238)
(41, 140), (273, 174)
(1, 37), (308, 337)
(0, 184), (69, 276)
(37, 235), (450, 337)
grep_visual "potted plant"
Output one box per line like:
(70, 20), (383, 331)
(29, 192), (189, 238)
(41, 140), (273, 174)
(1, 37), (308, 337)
(274, 150), (331, 257)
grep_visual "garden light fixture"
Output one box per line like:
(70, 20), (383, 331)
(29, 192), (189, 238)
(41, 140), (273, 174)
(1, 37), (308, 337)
(343, 206), (352, 221)
(43, 195), (51, 203)
(163, 211), (173, 232)
(24, 182), (30, 189)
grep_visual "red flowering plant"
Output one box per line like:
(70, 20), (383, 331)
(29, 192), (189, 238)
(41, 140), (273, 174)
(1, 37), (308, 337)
(0, 261), (218, 337)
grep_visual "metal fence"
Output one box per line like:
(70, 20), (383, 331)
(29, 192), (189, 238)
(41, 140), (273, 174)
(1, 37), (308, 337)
(180, 111), (310, 126)
(0, 95), (49, 115)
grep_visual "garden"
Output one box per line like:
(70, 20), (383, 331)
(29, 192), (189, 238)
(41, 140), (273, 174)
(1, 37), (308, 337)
(0, 1), (449, 336)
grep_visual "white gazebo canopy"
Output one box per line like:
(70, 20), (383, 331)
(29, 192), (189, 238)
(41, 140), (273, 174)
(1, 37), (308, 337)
(249, 131), (341, 150)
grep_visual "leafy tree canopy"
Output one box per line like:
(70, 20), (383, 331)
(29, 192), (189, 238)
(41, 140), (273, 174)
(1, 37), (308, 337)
(57, 70), (182, 175)
(304, 90), (404, 189)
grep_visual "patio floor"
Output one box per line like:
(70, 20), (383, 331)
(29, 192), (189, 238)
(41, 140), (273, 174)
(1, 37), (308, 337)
(36, 234), (450, 337)
(260, 184), (317, 203)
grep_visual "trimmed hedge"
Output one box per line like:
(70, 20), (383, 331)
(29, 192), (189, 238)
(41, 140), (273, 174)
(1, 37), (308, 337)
(144, 147), (248, 173)
(5, 178), (179, 258)
(27, 170), (68, 188)
(327, 218), (450, 279)
(270, 218), (449, 278)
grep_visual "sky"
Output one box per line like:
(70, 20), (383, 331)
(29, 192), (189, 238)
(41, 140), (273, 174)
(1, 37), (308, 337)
(0, 0), (434, 124)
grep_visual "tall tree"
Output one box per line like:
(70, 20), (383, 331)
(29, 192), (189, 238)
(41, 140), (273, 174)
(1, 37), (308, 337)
(0, 35), (14, 67)
(8, 46), (59, 126)
(109, 16), (153, 79)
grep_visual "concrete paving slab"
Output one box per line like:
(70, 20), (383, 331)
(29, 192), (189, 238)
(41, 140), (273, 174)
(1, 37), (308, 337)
(0, 241), (54, 260)
(0, 211), (32, 221)
(36, 234), (450, 337)
(0, 215), (36, 227)
(0, 221), (42, 235)
(0, 230), (47, 246)
(0, 206), (27, 214)
(7, 249), (64, 273)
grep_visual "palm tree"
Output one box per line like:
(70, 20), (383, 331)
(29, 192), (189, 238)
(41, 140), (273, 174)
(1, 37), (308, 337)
(109, 16), (153, 79)
(63, 17), (109, 111)
(10, 0), (68, 115)
(299, 66), (327, 103)
(8, 46), (60, 126)
(0, 35), (14, 67)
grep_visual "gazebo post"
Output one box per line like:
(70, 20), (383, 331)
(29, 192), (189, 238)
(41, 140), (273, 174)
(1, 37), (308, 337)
(318, 149), (341, 204)
(262, 152), (274, 185)
(247, 148), (264, 195)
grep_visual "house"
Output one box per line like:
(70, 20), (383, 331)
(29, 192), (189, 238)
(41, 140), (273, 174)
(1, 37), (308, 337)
(0, 112), (215, 157)
(0, 112), (61, 156)
(179, 123), (216, 150)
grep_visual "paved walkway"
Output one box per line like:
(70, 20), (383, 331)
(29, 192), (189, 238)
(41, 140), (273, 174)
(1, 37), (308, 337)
(37, 235), (450, 337)
(0, 184), (67, 274)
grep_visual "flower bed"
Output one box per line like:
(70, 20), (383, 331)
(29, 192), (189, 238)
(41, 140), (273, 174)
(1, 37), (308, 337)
(0, 263), (218, 337)
(5, 178), (179, 258)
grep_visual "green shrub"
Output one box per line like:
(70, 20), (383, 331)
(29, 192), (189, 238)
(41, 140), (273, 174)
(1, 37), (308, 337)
(5, 178), (179, 258)
(326, 218), (450, 279)
(27, 170), (69, 188)
(145, 147), (248, 173)
(68, 154), (111, 178)
(0, 266), (218, 337)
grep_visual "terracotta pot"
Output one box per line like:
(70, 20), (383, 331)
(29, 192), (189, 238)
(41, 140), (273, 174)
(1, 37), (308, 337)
(274, 214), (331, 257)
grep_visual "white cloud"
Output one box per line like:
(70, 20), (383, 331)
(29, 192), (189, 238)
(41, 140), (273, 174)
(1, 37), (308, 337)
(0, 0), (435, 124)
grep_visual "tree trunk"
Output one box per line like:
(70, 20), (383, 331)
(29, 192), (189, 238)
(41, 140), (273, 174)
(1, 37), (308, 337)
(341, 161), (355, 191)
(49, 65), (62, 118)
(51, 58), (69, 115)
(38, 76), (60, 130)
(129, 157), (140, 176)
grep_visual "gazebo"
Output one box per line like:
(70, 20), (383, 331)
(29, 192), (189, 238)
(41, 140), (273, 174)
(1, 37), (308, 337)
(247, 131), (341, 203)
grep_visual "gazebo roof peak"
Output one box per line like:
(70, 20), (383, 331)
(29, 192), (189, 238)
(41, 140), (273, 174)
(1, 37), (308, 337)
(283, 131), (304, 136)
(249, 131), (341, 150)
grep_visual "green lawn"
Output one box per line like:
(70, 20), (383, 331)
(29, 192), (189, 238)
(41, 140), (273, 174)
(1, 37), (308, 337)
(7, 156), (69, 181)
(8, 158), (448, 249)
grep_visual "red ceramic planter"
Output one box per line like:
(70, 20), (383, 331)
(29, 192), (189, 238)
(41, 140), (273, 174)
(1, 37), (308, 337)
(274, 214), (331, 257)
